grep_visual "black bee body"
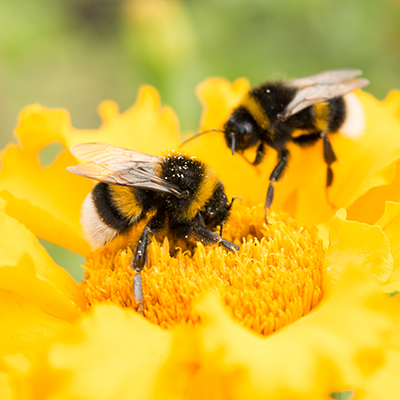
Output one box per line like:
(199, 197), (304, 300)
(221, 69), (369, 220)
(68, 144), (238, 313)
(91, 154), (232, 242)
(226, 82), (347, 154)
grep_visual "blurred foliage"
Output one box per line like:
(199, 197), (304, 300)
(330, 390), (354, 400)
(1, 0), (399, 280)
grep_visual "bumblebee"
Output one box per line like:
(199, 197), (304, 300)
(184, 69), (369, 220)
(67, 143), (239, 313)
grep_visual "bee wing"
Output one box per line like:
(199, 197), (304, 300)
(278, 69), (369, 120)
(69, 142), (160, 170)
(289, 69), (364, 87)
(67, 143), (185, 197)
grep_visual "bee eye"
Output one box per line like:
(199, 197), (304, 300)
(239, 135), (252, 149)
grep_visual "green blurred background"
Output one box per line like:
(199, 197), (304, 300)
(1, 0), (400, 281)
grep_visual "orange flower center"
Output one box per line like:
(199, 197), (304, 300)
(80, 204), (326, 336)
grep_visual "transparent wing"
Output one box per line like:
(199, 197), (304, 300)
(289, 69), (364, 87)
(278, 69), (369, 120)
(67, 142), (184, 197)
(69, 142), (161, 170)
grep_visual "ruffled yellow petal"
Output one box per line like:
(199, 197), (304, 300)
(193, 267), (394, 399)
(0, 145), (92, 255)
(322, 90), (400, 225)
(324, 209), (393, 295)
(0, 373), (12, 400)
(0, 290), (70, 358)
(361, 349), (400, 400)
(0, 197), (86, 322)
(196, 77), (250, 130)
(16, 86), (181, 155)
(63, 86), (181, 154)
(7, 275), (398, 400)
(188, 79), (400, 226)
(16, 305), (174, 400)
(375, 201), (400, 292)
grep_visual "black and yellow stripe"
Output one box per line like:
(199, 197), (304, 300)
(109, 185), (143, 224)
(313, 102), (330, 132)
(240, 92), (270, 131)
(92, 183), (142, 233)
(178, 165), (219, 221)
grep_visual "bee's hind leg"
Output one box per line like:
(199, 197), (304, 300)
(131, 225), (153, 315)
(133, 273), (144, 315)
(265, 148), (290, 223)
(320, 132), (337, 208)
(131, 215), (164, 315)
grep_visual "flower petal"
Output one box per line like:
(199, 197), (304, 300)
(0, 142), (91, 255)
(0, 290), (70, 358)
(375, 201), (400, 292)
(0, 196), (86, 322)
(362, 350), (400, 400)
(44, 305), (173, 400)
(325, 209), (393, 294)
(62, 86), (181, 154)
(294, 91), (400, 225)
(196, 77), (250, 131)
(15, 86), (181, 155)
(0, 373), (12, 400)
(15, 85), (179, 153)
(194, 267), (394, 399)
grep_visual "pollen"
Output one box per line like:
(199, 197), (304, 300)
(80, 203), (326, 336)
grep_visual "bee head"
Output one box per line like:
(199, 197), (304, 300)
(223, 109), (260, 155)
(202, 182), (231, 230)
(179, 108), (260, 157)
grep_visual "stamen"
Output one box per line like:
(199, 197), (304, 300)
(80, 204), (326, 336)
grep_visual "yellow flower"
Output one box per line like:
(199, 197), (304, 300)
(1, 79), (400, 399)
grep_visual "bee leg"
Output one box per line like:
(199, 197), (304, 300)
(320, 132), (337, 208)
(265, 148), (290, 223)
(131, 216), (164, 315)
(252, 142), (266, 166)
(131, 225), (153, 315)
(185, 225), (240, 252)
(320, 132), (337, 187)
(220, 238), (240, 252)
(133, 273), (144, 315)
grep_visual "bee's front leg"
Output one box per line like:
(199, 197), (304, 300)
(189, 225), (240, 252)
(252, 142), (266, 166)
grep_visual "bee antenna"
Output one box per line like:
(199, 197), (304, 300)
(230, 132), (236, 155)
(180, 129), (226, 148)
(229, 196), (242, 209)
